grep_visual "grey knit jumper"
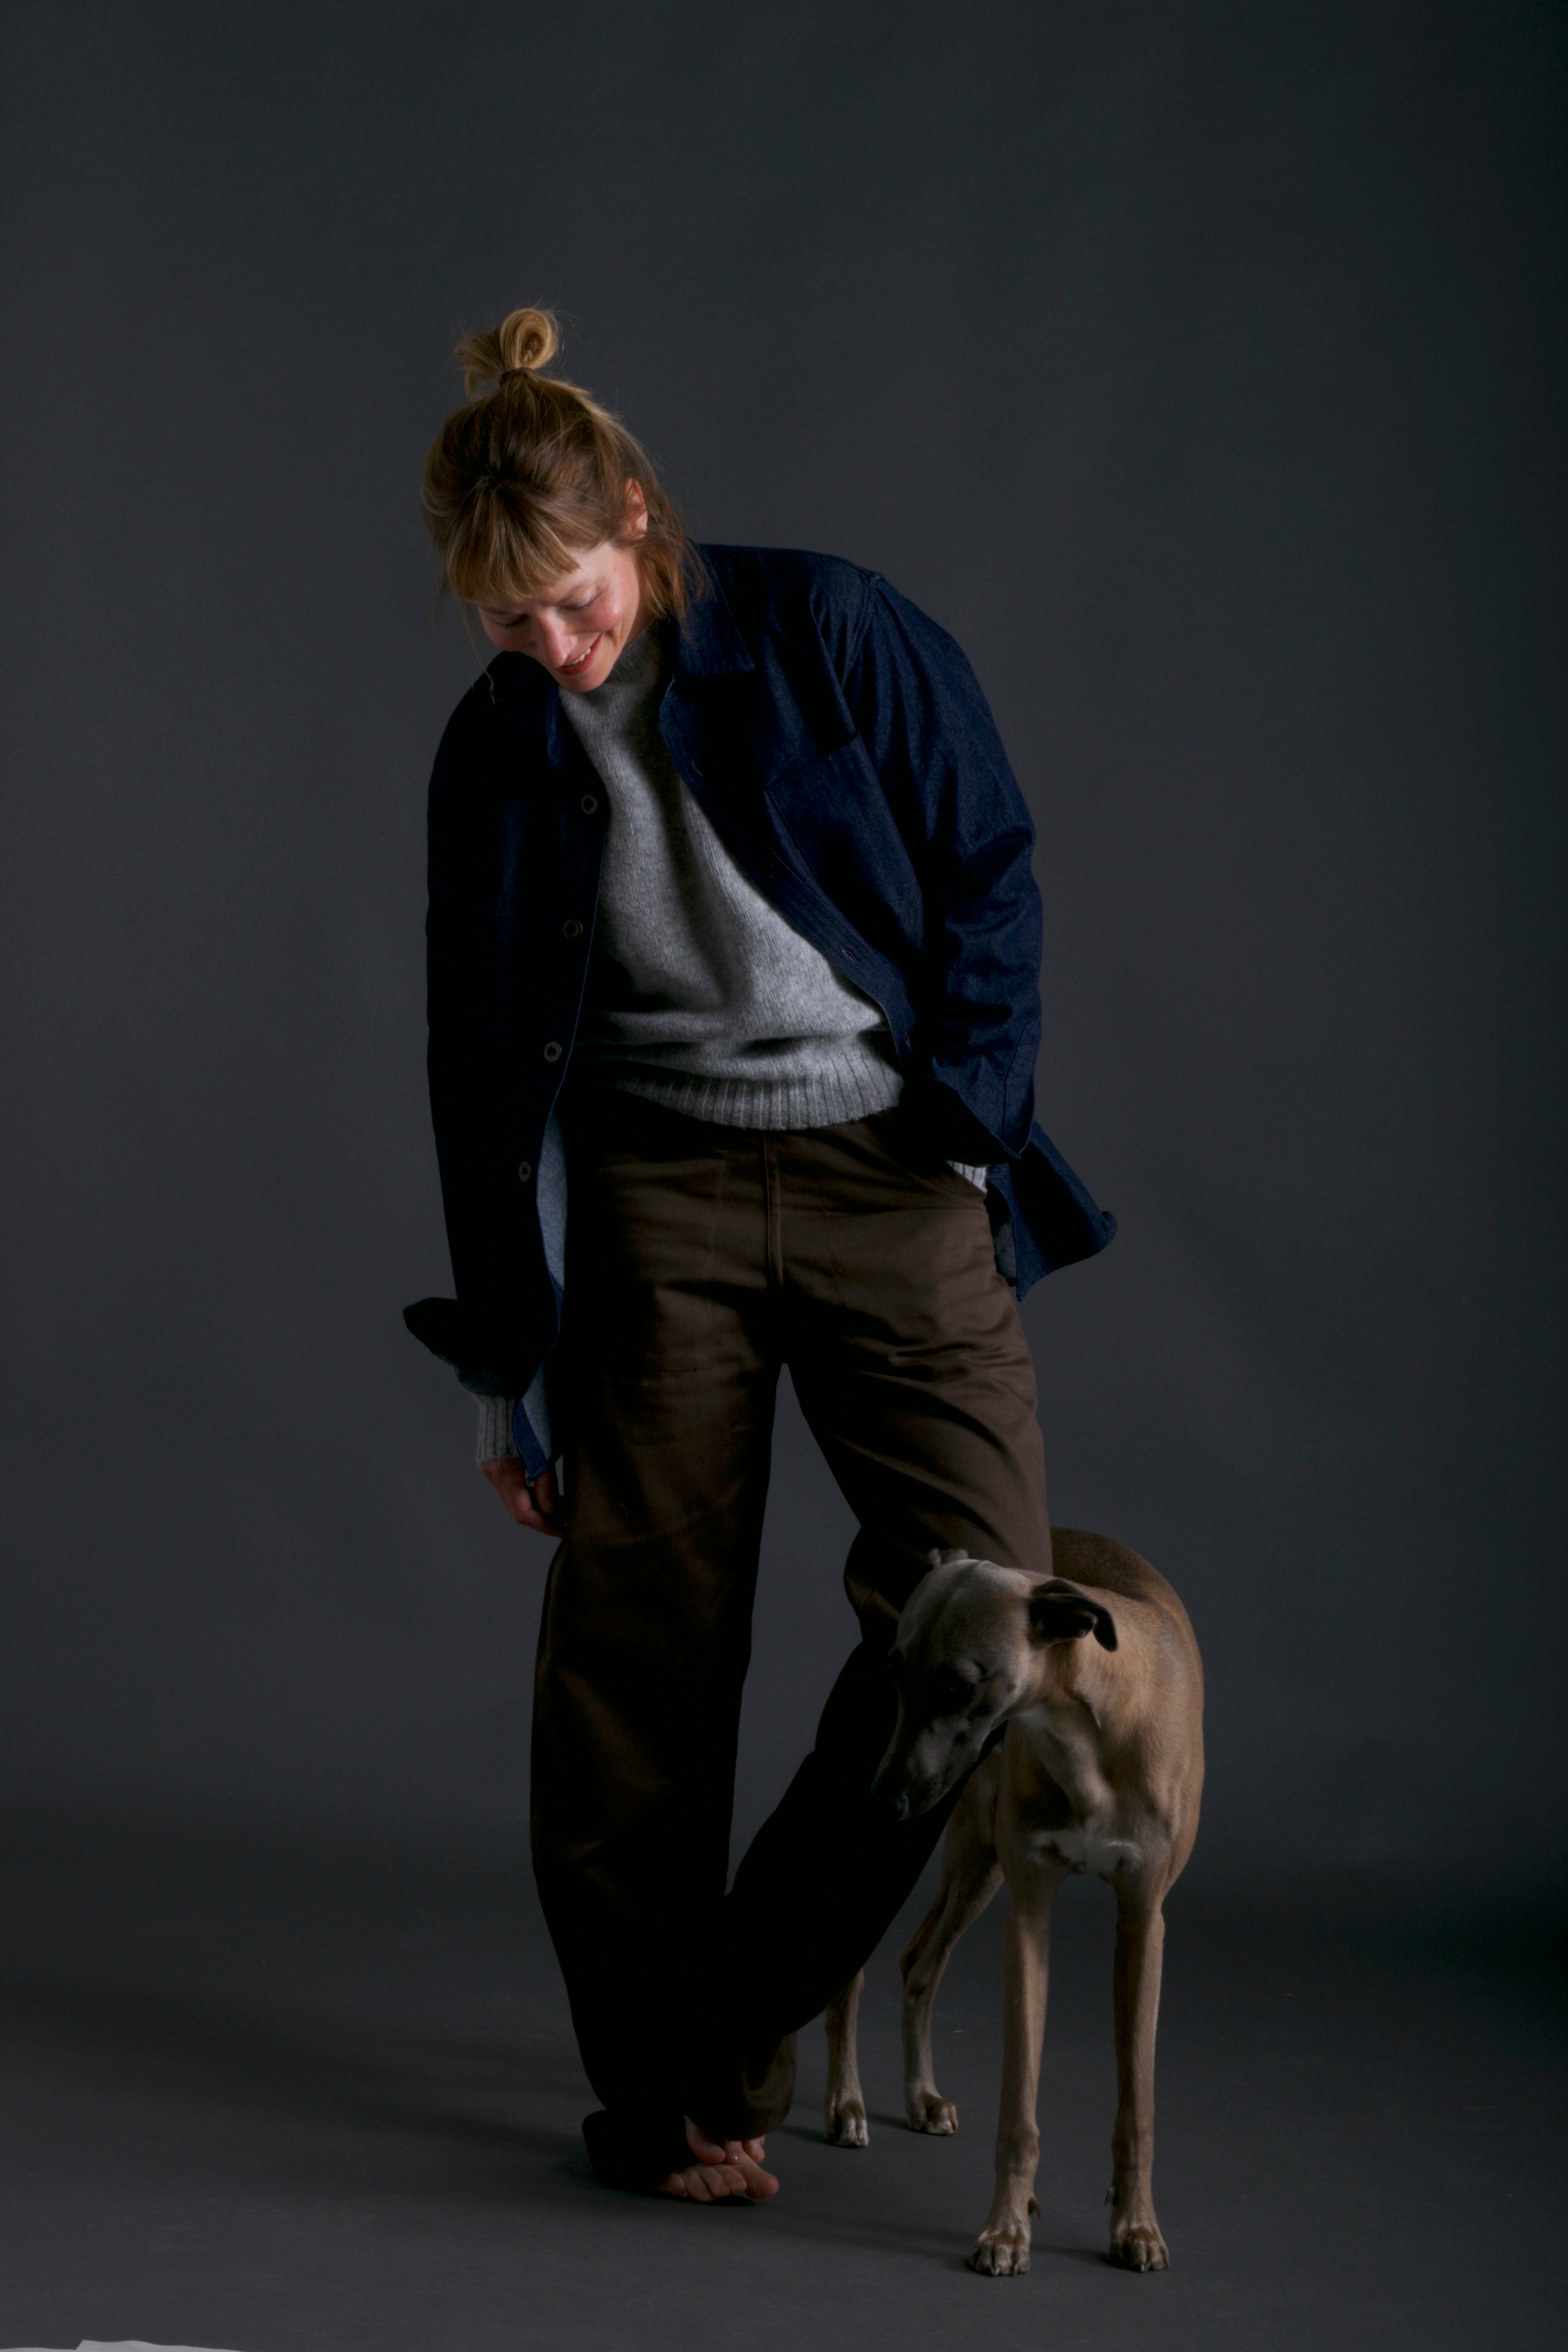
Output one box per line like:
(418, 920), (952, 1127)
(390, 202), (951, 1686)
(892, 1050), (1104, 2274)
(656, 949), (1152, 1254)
(564, 623), (906, 1128)
(475, 623), (985, 1465)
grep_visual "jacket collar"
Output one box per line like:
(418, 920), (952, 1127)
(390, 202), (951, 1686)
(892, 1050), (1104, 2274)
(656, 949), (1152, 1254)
(497, 548), (753, 767)
(672, 551), (755, 678)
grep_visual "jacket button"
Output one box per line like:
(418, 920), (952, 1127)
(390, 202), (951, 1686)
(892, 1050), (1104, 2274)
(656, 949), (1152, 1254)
(580, 793), (600, 815)
(563, 918), (583, 940)
(516, 1160), (532, 1182)
(543, 1040), (563, 1062)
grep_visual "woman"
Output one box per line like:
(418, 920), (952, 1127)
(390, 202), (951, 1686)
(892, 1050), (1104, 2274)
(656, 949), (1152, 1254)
(405, 307), (1115, 2203)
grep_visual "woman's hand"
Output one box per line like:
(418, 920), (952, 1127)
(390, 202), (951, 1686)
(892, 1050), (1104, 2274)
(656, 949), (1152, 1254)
(480, 1458), (565, 1537)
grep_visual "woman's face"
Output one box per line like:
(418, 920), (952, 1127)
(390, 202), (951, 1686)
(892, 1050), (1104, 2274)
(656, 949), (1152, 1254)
(473, 489), (649, 692)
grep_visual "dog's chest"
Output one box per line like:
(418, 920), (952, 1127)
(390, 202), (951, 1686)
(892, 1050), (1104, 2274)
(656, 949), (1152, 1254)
(1012, 1707), (1143, 1880)
(1024, 1818), (1141, 1879)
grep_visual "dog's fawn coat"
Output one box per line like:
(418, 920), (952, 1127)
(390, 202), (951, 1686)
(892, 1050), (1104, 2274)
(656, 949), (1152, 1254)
(824, 1529), (1203, 2275)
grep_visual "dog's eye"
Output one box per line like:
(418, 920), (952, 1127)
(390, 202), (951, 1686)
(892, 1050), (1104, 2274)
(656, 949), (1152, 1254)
(933, 1667), (977, 1711)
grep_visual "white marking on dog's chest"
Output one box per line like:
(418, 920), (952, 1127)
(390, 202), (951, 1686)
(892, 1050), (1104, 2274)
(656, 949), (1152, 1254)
(1026, 1821), (1141, 1878)
(1014, 1703), (1143, 1878)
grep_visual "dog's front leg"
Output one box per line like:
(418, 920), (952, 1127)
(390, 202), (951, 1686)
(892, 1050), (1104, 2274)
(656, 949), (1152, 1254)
(823, 1969), (869, 2147)
(969, 1854), (1064, 2277)
(1107, 1883), (1169, 2270)
(901, 1762), (1002, 2134)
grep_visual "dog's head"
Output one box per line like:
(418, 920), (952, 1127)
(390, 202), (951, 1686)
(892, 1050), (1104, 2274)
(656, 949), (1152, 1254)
(870, 1550), (1118, 1822)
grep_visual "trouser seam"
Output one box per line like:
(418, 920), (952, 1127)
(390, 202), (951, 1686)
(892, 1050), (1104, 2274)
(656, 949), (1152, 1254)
(763, 1133), (784, 1291)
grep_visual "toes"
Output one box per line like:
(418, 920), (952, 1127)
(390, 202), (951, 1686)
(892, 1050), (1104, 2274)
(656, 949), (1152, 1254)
(968, 2228), (1030, 2277)
(655, 2164), (731, 2202)
(1108, 2223), (1170, 2271)
(907, 2094), (958, 2135)
(656, 2153), (779, 2203)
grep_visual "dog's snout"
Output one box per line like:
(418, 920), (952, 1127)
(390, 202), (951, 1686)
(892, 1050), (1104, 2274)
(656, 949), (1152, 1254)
(873, 1707), (974, 1823)
(871, 1754), (949, 1824)
(869, 1754), (913, 1820)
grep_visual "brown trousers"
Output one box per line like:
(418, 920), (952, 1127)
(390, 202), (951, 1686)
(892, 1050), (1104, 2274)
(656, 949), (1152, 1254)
(531, 1091), (1051, 2184)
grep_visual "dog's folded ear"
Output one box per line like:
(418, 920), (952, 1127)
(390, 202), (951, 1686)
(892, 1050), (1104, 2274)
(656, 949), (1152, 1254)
(1027, 1577), (1118, 1650)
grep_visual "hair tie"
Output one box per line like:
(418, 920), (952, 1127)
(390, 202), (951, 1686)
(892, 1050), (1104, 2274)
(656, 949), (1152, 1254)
(499, 365), (531, 382)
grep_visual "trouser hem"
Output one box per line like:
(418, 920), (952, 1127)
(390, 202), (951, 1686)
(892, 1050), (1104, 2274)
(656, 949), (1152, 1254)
(581, 2106), (695, 2190)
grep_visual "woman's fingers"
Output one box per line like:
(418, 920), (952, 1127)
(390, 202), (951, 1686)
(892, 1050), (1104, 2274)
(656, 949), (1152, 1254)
(479, 1458), (564, 1535)
(532, 1465), (565, 1530)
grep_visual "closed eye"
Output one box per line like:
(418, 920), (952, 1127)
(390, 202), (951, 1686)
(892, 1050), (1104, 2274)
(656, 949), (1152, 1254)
(931, 1666), (981, 1712)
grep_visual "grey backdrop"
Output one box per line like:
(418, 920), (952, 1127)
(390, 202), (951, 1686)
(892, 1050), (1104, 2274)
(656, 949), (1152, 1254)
(3, 0), (1562, 1891)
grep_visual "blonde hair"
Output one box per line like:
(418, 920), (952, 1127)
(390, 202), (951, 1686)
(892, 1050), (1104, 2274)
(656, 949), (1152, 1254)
(420, 306), (699, 620)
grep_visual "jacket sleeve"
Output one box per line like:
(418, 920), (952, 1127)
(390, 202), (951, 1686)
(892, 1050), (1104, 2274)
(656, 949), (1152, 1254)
(839, 575), (1043, 1163)
(402, 684), (526, 1394)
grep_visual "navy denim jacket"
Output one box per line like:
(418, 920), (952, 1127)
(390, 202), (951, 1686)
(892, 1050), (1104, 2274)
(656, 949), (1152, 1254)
(404, 545), (1115, 1472)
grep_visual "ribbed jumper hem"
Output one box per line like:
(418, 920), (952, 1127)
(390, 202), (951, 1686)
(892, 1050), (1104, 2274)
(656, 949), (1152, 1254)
(597, 1051), (905, 1133)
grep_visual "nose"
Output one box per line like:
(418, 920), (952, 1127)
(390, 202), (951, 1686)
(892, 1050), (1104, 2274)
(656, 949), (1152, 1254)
(534, 615), (577, 668)
(869, 1758), (913, 1820)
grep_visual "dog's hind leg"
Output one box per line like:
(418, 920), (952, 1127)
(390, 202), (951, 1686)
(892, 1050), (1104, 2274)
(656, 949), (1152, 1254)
(822, 1969), (869, 2146)
(901, 1753), (1004, 2134)
(968, 1847), (1066, 2277)
(1106, 1879), (1170, 2270)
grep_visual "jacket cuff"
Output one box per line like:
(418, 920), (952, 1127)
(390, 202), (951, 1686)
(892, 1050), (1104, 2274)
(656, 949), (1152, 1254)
(475, 1395), (520, 1465)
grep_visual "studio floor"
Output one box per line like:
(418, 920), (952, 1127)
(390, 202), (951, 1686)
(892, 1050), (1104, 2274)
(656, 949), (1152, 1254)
(0, 1835), (1558, 2352)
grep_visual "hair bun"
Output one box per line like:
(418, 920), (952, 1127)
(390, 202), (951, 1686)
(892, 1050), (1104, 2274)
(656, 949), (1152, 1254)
(454, 305), (561, 400)
(499, 305), (559, 373)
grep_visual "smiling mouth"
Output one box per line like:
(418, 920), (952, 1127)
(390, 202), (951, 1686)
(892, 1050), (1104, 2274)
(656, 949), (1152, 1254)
(559, 636), (601, 676)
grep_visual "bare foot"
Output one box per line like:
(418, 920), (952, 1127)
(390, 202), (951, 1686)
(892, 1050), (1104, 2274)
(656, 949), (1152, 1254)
(657, 2116), (779, 2203)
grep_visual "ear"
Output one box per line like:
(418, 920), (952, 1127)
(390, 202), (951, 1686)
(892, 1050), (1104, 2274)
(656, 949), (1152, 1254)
(1027, 1577), (1118, 1651)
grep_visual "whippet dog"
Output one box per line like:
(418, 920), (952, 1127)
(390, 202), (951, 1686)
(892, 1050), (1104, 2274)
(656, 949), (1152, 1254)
(823, 1530), (1203, 2276)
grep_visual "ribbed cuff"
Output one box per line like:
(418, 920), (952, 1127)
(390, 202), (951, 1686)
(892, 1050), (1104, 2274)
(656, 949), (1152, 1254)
(947, 1163), (988, 1192)
(475, 1395), (520, 1464)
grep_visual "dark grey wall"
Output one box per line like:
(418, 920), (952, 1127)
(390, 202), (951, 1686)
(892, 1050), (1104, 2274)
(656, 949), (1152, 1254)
(3, 1), (1561, 1886)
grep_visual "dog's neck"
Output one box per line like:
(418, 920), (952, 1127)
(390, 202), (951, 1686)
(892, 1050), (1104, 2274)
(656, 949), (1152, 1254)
(1022, 1629), (1125, 1742)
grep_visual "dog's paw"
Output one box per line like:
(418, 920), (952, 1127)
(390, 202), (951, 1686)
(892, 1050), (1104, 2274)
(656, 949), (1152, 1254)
(906, 2090), (958, 2134)
(824, 2097), (869, 2148)
(1108, 2217), (1169, 2272)
(968, 2223), (1030, 2276)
